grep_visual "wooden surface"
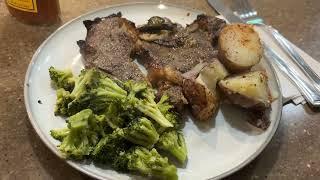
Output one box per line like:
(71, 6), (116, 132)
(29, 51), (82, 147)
(0, 0), (319, 179)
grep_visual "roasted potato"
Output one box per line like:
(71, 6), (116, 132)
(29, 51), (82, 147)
(179, 60), (228, 121)
(218, 24), (263, 72)
(196, 59), (229, 92)
(218, 71), (271, 110)
(183, 79), (218, 121)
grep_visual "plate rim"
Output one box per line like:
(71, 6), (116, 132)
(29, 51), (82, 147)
(24, 2), (283, 180)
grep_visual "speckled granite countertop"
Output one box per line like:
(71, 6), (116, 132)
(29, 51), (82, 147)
(0, 0), (320, 179)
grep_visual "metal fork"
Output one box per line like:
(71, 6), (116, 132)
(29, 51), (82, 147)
(233, 0), (320, 93)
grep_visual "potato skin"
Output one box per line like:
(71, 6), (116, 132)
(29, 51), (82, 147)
(219, 84), (270, 110)
(218, 71), (271, 110)
(218, 24), (263, 73)
(218, 71), (273, 130)
(183, 79), (218, 121)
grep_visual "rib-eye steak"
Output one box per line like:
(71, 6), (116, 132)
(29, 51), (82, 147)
(78, 13), (227, 121)
(77, 13), (144, 81)
(136, 15), (226, 73)
(136, 15), (226, 120)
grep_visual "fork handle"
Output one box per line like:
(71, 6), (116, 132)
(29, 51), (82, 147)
(263, 43), (320, 107)
(261, 24), (320, 92)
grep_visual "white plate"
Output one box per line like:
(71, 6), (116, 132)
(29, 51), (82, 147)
(24, 2), (282, 180)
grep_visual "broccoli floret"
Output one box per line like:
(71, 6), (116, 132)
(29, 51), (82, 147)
(50, 109), (105, 159)
(164, 113), (180, 129)
(157, 95), (181, 130)
(123, 80), (148, 109)
(51, 128), (70, 141)
(154, 95), (181, 134)
(122, 81), (173, 128)
(101, 103), (126, 129)
(49, 66), (75, 91)
(157, 95), (173, 113)
(129, 88), (173, 128)
(88, 75), (127, 112)
(68, 69), (128, 115)
(51, 68), (99, 116)
(113, 146), (177, 180)
(51, 68), (175, 129)
(156, 130), (187, 164)
(121, 117), (159, 148)
(92, 128), (129, 163)
(96, 73), (128, 99)
(66, 69), (100, 115)
(124, 80), (148, 96)
(54, 88), (73, 116)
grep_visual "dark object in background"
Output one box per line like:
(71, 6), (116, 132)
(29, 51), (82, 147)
(6, 0), (60, 25)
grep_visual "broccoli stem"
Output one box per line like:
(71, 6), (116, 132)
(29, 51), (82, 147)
(101, 79), (127, 96)
(68, 109), (92, 130)
(136, 101), (173, 128)
(170, 145), (187, 164)
(95, 89), (127, 100)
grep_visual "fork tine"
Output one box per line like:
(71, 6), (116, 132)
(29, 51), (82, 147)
(238, 0), (248, 18)
(233, 0), (259, 21)
(243, 0), (256, 17)
(243, 0), (253, 10)
(230, 0), (240, 13)
(242, 0), (253, 19)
